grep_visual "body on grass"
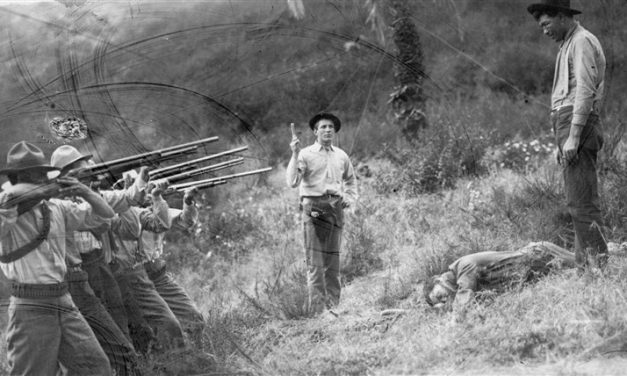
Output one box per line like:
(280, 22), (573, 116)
(424, 241), (576, 312)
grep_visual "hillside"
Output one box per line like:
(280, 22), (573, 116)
(0, 1), (626, 375)
(161, 161), (627, 375)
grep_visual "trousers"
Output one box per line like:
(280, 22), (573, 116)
(552, 106), (608, 271)
(302, 195), (344, 313)
(115, 265), (185, 352)
(68, 269), (141, 376)
(6, 293), (111, 375)
(145, 260), (204, 346)
(81, 248), (130, 339)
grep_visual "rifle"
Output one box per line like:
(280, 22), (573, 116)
(63, 136), (218, 183)
(167, 179), (229, 193)
(149, 145), (248, 179)
(170, 167), (272, 191)
(162, 157), (245, 184)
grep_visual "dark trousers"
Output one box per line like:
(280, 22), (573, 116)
(6, 293), (111, 376)
(116, 266), (185, 352)
(146, 260), (204, 346)
(81, 248), (131, 340)
(68, 270), (141, 376)
(302, 196), (344, 313)
(552, 107), (608, 271)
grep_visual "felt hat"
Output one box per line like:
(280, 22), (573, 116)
(50, 145), (92, 170)
(0, 141), (58, 175)
(308, 113), (341, 132)
(527, 0), (581, 16)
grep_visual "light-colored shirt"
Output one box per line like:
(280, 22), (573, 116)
(0, 196), (108, 284)
(447, 242), (575, 307)
(111, 196), (170, 270)
(65, 181), (147, 266)
(142, 202), (198, 261)
(286, 141), (357, 205)
(551, 22), (606, 125)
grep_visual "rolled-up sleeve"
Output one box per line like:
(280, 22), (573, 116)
(0, 208), (18, 238)
(138, 196), (171, 233)
(54, 199), (108, 232)
(572, 35), (604, 125)
(171, 202), (198, 231)
(101, 181), (145, 213)
(342, 155), (358, 206)
(286, 154), (306, 188)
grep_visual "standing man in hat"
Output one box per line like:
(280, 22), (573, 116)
(528, 0), (608, 274)
(286, 113), (358, 314)
(0, 141), (114, 375)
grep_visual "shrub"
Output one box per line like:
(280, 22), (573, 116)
(482, 137), (555, 171)
(341, 205), (384, 283)
(372, 126), (490, 195)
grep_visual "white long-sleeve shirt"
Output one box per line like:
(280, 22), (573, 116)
(286, 142), (357, 205)
(0, 195), (108, 284)
(142, 201), (198, 261)
(551, 22), (606, 125)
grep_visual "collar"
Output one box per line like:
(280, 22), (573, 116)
(314, 141), (334, 152)
(436, 271), (457, 293)
(559, 21), (580, 49)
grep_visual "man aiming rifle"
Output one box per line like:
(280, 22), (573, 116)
(51, 145), (149, 375)
(0, 141), (114, 375)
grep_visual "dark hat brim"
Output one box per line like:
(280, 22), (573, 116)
(0, 165), (59, 175)
(527, 3), (581, 15)
(308, 113), (341, 132)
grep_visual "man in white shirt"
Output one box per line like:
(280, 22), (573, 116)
(286, 113), (358, 313)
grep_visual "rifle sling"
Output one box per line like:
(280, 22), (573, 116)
(0, 203), (51, 263)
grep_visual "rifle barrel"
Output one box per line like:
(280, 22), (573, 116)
(156, 136), (219, 154)
(83, 150), (162, 175)
(82, 137), (216, 176)
(150, 145), (248, 177)
(178, 179), (228, 191)
(165, 158), (245, 183)
(171, 167), (272, 190)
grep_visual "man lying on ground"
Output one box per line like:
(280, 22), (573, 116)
(424, 241), (576, 311)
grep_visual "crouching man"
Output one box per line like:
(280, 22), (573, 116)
(424, 241), (576, 311)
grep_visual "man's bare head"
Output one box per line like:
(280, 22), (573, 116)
(424, 271), (457, 307)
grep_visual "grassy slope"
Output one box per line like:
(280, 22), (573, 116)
(181, 161), (627, 376)
(0, 159), (625, 375)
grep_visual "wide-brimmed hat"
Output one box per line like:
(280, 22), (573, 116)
(527, 0), (581, 16)
(308, 113), (341, 132)
(0, 141), (58, 175)
(50, 145), (92, 171)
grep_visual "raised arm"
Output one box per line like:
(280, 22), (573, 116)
(57, 177), (114, 219)
(286, 123), (304, 188)
(137, 180), (171, 234)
